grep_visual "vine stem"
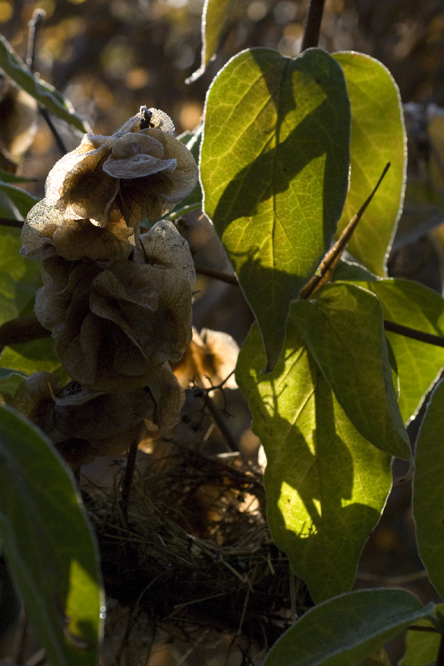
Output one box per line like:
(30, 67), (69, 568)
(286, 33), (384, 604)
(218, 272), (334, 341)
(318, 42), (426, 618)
(437, 633), (444, 666)
(0, 218), (23, 228)
(300, 162), (391, 300)
(301, 0), (326, 51)
(26, 8), (68, 155)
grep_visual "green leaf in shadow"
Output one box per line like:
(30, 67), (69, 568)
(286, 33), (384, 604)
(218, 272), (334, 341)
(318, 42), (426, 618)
(202, 47), (350, 370)
(261, 588), (434, 666)
(414, 378), (444, 599)
(0, 405), (103, 666)
(236, 314), (392, 602)
(333, 52), (406, 276)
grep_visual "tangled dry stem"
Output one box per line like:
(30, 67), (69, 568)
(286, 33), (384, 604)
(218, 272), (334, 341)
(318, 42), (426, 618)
(82, 441), (310, 662)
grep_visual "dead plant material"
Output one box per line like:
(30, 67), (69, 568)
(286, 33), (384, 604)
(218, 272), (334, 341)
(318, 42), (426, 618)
(81, 443), (311, 659)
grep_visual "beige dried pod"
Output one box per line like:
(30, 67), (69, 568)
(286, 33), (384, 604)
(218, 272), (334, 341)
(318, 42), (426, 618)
(21, 198), (137, 263)
(12, 372), (156, 468)
(44, 106), (198, 228)
(35, 220), (195, 392)
(173, 327), (239, 390)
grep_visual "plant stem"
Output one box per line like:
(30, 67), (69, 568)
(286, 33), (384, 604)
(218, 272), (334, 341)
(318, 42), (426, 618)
(437, 633), (444, 666)
(26, 8), (68, 155)
(408, 625), (439, 633)
(384, 320), (444, 348)
(0, 217), (23, 228)
(300, 163), (391, 300)
(195, 263), (238, 286)
(301, 0), (326, 51)
(26, 9), (46, 71)
(119, 439), (139, 522)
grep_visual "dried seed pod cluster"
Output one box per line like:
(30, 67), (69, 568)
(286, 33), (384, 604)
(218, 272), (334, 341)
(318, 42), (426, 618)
(18, 107), (199, 466)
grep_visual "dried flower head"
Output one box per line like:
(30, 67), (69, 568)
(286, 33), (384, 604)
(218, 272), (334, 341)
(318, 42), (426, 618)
(44, 106), (198, 228)
(35, 220), (195, 392)
(173, 328), (239, 389)
(21, 198), (137, 263)
(12, 372), (155, 468)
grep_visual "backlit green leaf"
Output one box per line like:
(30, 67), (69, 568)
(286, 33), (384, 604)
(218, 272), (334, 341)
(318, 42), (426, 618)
(362, 279), (444, 423)
(400, 604), (444, 666)
(334, 262), (444, 424)
(202, 47), (350, 370)
(334, 52), (406, 276)
(413, 378), (444, 598)
(262, 588), (433, 666)
(293, 283), (410, 459)
(0, 337), (66, 380)
(236, 313), (392, 601)
(186, 0), (234, 83)
(0, 34), (88, 133)
(0, 405), (103, 666)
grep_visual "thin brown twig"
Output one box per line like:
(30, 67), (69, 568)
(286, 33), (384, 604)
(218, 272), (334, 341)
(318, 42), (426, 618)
(437, 634), (444, 666)
(194, 264), (238, 286)
(0, 217), (23, 228)
(384, 320), (444, 348)
(205, 396), (239, 453)
(26, 9), (46, 71)
(300, 162), (391, 300)
(25, 8), (68, 155)
(119, 439), (139, 522)
(408, 625), (439, 633)
(301, 0), (326, 51)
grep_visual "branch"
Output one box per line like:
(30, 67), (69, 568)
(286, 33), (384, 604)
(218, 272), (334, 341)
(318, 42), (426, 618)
(0, 218), (23, 228)
(26, 9), (46, 71)
(384, 320), (444, 348)
(194, 263), (238, 286)
(300, 163), (391, 300)
(301, 0), (326, 51)
(26, 8), (68, 155)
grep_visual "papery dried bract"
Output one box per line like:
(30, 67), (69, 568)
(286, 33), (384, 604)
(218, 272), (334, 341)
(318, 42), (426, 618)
(21, 198), (136, 263)
(173, 327), (239, 390)
(45, 106), (198, 228)
(35, 221), (195, 392)
(12, 372), (156, 468)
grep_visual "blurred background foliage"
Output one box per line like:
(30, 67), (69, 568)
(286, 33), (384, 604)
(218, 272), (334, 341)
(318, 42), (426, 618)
(2, 0), (444, 198)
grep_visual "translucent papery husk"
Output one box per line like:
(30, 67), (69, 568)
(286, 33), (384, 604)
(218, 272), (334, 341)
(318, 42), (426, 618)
(136, 219), (196, 287)
(12, 371), (156, 468)
(35, 222), (195, 392)
(173, 327), (240, 390)
(21, 198), (137, 263)
(44, 112), (198, 227)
